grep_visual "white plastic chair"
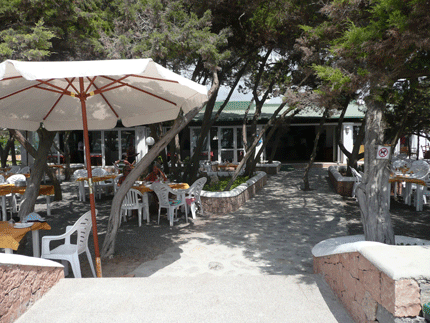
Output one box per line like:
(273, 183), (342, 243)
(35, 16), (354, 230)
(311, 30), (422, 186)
(410, 160), (430, 211)
(120, 188), (149, 227)
(151, 182), (186, 226)
(349, 167), (362, 198)
(18, 166), (30, 174)
(6, 174), (26, 184)
(92, 168), (110, 198)
(6, 174), (26, 213)
(41, 210), (96, 278)
(0, 174), (14, 217)
(7, 165), (21, 174)
(113, 174), (123, 194)
(182, 177), (207, 219)
(73, 169), (88, 201)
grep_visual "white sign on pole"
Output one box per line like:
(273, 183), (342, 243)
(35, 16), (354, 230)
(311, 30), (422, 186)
(376, 145), (391, 159)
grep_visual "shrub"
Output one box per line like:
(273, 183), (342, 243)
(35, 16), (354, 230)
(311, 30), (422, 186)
(204, 176), (250, 192)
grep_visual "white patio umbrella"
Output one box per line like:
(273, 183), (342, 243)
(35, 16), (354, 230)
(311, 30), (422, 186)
(0, 59), (208, 277)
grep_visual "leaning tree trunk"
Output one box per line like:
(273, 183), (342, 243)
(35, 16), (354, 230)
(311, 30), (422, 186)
(303, 108), (329, 191)
(11, 129), (62, 201)
(17, 128), (56, 220)
(224, 103), (285, 191)
(252, 107), (300, 170)
(101, 73), (219, 258)
(0, 136), (14, 167)
(356, 97), (394, 244)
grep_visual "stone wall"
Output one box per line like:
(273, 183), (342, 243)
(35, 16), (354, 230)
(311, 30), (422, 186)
(0, 254), (64, 323)
(328, 166), (355, 197)
(201, 172), (267, 214)
(255, 161), (281, 175)
(314, 252), (428, 323)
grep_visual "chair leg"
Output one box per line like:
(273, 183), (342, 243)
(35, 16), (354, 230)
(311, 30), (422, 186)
(61, 260), (69, 277)
(143, 194), (150, 223)
(69, 255), (82, 278)
(191, 203), (197, 219)
(85, 249), (96, 277)
(169, 209), (174, 226)
(138, 208), (142, 227)
(158, 208), (161, 225)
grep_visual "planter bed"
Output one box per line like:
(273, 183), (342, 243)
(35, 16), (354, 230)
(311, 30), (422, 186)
(328, 165), (355, 197)
(313, 235), (430, 323)
(0, 253), (64, 322)
(201, 171), (267, 214)
(255, 161), (281, 175)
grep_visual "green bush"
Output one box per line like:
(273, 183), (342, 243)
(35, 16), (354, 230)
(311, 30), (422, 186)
(203, 176), (250, 192)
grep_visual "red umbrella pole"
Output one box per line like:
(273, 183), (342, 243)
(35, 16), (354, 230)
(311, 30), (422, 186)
(79, 77), (102, 277)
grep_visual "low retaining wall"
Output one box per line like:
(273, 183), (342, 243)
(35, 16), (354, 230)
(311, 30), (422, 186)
(328, 166), (355, 197)
(312, 235), (430, 323)
(0, 254), (64, 323)
(201, 171), (267, 214)
(255, 161), (281, 175)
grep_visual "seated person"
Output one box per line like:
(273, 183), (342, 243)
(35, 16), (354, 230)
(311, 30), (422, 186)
(144, 161), (167, 182)
(115, 155), (135, 187)
(117, 165), (132, 186)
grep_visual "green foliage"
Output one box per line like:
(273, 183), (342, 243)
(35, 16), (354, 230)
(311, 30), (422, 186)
(0, 21), (54, 60)
(312, 65), (351, 91)
(0, 0), (113, 60)
(203, 175), (250, 192)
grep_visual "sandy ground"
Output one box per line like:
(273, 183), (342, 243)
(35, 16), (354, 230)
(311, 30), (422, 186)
(15, 167), (430, 278)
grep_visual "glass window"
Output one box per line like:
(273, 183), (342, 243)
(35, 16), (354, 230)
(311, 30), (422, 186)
(89, 132), (102, 166)
(220, 128), (234, 149)
(221, 150), (234, 163)
(236, 128), (243, 149)
(121, 130), (136, 163)
(104, 131), (119, 166)
(191, 128), (209, 160)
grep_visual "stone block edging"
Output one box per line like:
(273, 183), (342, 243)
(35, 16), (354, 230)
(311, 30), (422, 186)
(200, 171), (267, 214)
(0, 254), (64, 323)
(328, 166), (355, 197)
(255, 161), (281, 174)
(313, 235), (430, 323)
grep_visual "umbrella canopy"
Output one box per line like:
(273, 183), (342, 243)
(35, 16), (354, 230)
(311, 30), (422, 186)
(0, 59), (208, 277)
(0, 59), (207, 131)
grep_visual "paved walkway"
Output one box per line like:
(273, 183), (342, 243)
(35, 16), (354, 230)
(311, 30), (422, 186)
(16, 168), (356, 322)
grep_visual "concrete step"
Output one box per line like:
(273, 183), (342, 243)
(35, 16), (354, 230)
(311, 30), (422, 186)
(16, 274), (354, 323)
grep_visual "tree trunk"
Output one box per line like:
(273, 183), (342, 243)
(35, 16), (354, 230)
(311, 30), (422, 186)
(11, 129), (62, 201)
(11, 141), (16, 165)
(63, 131), (72, 181)
(346, 117), (366, 173)
(185, 62), (249, 183)
(185, 89), (218, 183)
(303, 108), (329, 191)
(357, 97), (395, 244)
(17, 128), (56, 220)
(101, 73), (219, 258)
(1, 136), (14, 167)
(252, 107), (300, 169)
(224, 102), (285, 191)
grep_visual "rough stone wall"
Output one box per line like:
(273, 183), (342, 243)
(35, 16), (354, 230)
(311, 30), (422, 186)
(0, 264), (64, 323)
(255, 165), (280, 174)
(201, 175), (267, 214)
(314, 253), (426, 323)
(328, 168), (354, 197)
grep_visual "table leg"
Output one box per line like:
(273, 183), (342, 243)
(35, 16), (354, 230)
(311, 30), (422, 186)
(2, 196), (6, 221)
(32, 230), (40, 257)
(387, 183), (391, 210)
(416, 185), (424, 212)
(46, 196), (51, 216)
